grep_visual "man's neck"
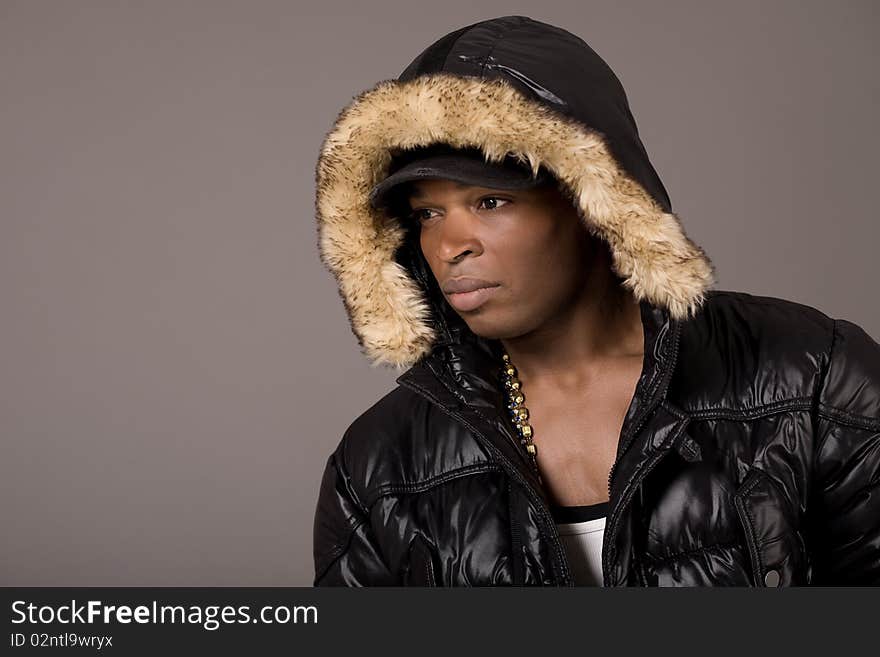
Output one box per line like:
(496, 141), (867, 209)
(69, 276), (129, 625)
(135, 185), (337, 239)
(498, 279), (645, 392)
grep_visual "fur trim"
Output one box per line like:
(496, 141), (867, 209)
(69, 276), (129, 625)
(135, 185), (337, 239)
(316, 73), (716, 369)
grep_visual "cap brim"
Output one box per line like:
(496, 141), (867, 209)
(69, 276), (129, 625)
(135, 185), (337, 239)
(368, 153), (550, 210)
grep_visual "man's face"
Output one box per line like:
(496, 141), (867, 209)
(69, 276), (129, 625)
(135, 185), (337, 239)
(405, 178), (600, 340)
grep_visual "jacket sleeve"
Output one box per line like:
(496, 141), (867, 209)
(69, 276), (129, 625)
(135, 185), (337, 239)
(312, 443), (398, 586)
(810, 318), (880, 585)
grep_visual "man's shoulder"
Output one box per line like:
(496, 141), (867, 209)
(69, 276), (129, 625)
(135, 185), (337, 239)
(688, 289), (836, 359)
(700, 289), (877, 360)
(673, 289), (835, 410)
(343, 384), (426, 443)
(700, 289), (834, 337)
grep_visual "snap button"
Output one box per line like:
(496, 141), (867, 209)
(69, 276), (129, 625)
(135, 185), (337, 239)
(763, 569), (780, 587)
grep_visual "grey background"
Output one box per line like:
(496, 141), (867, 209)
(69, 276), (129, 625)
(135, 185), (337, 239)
(1, 0), (876, 586)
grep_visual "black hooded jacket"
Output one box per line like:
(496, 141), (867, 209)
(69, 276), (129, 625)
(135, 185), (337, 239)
(313, 16), (880, 585)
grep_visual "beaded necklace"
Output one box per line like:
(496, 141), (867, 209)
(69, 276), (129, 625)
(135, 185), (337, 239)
(500, 351), (543, 483)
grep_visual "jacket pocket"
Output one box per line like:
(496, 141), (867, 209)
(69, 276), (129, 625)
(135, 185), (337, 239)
(404, 534), (439, 587)
(734, 468), (808, 586)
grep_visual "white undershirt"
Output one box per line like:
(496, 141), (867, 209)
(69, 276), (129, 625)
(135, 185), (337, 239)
(552, 501), (608, 586)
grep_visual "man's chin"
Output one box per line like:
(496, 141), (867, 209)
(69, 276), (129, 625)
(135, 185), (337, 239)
(460, 314), (512, 341)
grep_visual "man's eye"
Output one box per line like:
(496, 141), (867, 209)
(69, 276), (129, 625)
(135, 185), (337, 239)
(479, 197), (509, 210)
(409, 208), (435, 222)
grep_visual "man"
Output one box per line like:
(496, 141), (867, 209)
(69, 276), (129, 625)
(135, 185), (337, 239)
(313, 16), (880, 585)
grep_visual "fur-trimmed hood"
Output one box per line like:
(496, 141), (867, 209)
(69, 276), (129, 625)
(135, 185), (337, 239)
(315, 15), (716, 370)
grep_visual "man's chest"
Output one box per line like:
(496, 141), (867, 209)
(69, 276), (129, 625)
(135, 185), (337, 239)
(524, 365), (641, 506)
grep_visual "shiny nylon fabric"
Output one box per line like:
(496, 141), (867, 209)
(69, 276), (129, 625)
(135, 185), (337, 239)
(314, 289), (880, 585)
(312, 16), (880, 585)
(396, 15), (674, 213)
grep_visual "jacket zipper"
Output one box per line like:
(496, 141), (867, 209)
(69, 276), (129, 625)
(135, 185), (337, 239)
(601, 319), (678, 585)
(600, 409), (648, 586)
(606, 320), (672, 501)
(601, 440), (667, 586)
(606, 409), (650, 501)
(397, 377), (574, 586)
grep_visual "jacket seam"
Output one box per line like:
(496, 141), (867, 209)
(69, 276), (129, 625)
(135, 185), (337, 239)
(813, 319), (840, 463)
(315, 450), (373, 583)
(816, 403), (880, 431)
(658, 399), (688, 419)
(314, 519), (367, 585)
(641, 538), (743, 569)
(808, 319), (836, 505)
(424, 544), (437, 586)
(686, 397), (813, 421)
(337, 443), (370, 517)
(405, 533), (439, 586)
(480, 18), (529, 78)
(363, 462), (502, 508)
(441, 25), (475, 73)
(733, 469), (765, 586)
(507, 479), (525, 586)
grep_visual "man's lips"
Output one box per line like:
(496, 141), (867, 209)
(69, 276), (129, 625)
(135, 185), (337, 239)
(445, 284), (501, 312)
(442, 277), (501, 294)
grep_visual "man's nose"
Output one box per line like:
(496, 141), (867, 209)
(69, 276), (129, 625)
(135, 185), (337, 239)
(436, 206), (483, 262)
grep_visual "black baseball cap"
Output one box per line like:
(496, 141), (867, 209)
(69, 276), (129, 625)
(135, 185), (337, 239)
(368, 144), (553, 211)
